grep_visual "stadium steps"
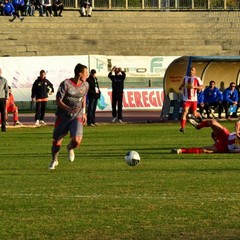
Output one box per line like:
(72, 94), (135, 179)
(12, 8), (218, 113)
(0, 11), (239, 56)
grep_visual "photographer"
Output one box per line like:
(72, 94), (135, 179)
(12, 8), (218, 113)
(108, 66), (126, 123)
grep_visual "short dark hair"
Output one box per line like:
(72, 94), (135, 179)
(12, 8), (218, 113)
(40, 70), (45, 75)
(209, 80), (215, 85)
(90, 69), (96, 74)
(74, 63), (87, 76)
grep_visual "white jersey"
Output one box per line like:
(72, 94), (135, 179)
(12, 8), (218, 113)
(227, 132), (240, 151)
(182, 76), (203, 102)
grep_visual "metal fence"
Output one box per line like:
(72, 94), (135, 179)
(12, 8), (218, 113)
(63, 0), (240, 10)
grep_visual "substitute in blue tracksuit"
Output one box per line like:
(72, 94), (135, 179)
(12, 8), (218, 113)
(197, 90), (204, 116)
(204, 80), (223, 119)
(223, 82), (238, 119)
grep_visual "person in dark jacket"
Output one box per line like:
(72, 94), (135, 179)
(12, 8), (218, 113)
(108, 66), (126, 123)
(52, 0), (63, 17)
(86, 69), (100, 126)
(31, 70), (54, 126)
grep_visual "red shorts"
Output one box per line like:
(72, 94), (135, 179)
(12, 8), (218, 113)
(214, 127), (230, 153)
(183, 101), (197, 112)
(7, 106), (18, 113)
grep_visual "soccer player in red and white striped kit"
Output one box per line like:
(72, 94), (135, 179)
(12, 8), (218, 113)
(172, 118), (240, 154)
(179, 66), (204, 133)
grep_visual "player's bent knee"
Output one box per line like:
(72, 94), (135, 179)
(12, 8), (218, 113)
(72, 137), (82, 148)
(53, 139), (62, 147)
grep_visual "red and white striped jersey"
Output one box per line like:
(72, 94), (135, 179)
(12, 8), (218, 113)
(182, 76), (203, 102)
(227, 132), (240, 151)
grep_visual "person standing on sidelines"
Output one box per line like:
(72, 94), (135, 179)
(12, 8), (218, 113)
(179, 66), (204, 133)
(31, 70), (54, 126)
(0, 68), (9, 132)
(108, 66), (126, 123)
(86, 69), (101, 126)
(49, 63), (89, 170)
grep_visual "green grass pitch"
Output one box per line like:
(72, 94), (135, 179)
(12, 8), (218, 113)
(0, 121), (239, 239)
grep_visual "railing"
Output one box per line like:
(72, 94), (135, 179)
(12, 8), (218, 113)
(63, 0), (240, 10)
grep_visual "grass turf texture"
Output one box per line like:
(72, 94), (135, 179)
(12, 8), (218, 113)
(0, 122), (239, 240)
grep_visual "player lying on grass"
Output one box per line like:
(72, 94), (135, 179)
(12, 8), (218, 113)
(172, 116), (240, 154)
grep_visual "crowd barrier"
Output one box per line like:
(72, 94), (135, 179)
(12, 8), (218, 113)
(63, 0), (240, 10)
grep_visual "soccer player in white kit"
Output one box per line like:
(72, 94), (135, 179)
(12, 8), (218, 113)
(179, 67), (204, 133)
(49, 63), (89, 170)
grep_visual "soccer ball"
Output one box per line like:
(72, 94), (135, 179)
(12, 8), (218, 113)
(125, 150), (140, 166)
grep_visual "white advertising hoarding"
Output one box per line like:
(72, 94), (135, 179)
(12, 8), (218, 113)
(0, 55), (89, 101)
(89, 55), (178, 78)
(98, 88), (164, 111)
(0, 55), (178, 110)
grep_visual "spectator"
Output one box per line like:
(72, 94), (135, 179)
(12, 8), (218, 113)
(2, 0), (14, 15)
(43, 0), (53, 17)
(0, 68), (9, 132)
(2, 0), (24, 21)
(108, 66), (126, 123)
(222, 82), (238, 119)
(34, 0), (43, 16)
(203, 80), (223, 119)
(31, 70), (54, 126)
(5, 86), (22, 126)
(53, 0), (63, 17)
(86, 69), (101, 126)
(26, 0), (35, 16)
(80, 0), (92, 17)
(0, 0), (4, 15)
(12, 0), (25, 16)
(178, 66), (203, 133)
